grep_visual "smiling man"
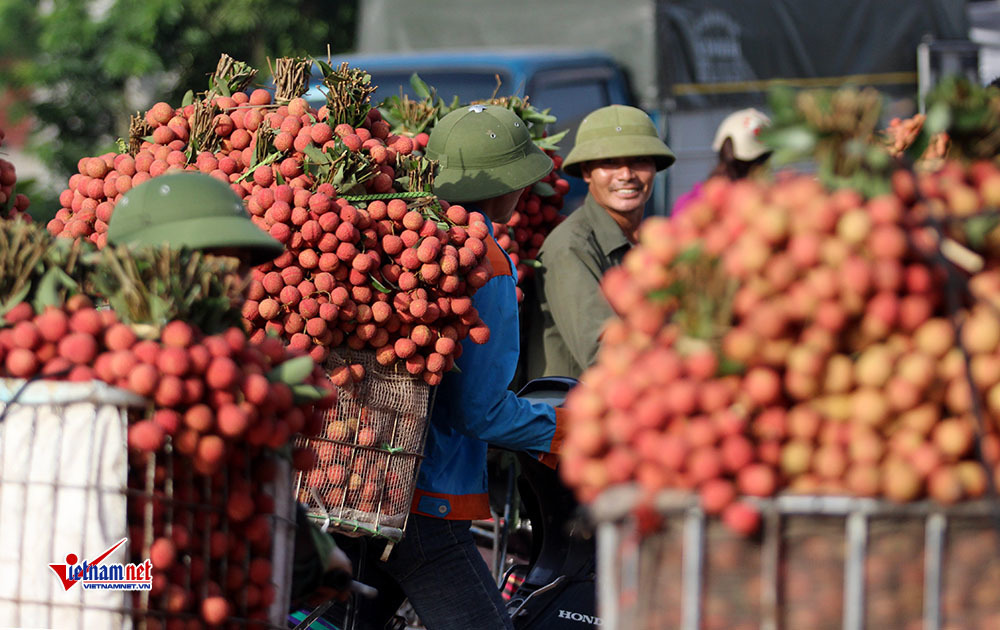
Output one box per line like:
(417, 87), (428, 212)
(531, 105), (675, 379)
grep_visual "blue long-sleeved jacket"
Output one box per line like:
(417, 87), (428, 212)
(411, 210), (566, 520)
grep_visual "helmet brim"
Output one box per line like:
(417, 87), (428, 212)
(561, 136), (676, 178)
(431, 145), (554, 203)
(115, 216), (285, 266)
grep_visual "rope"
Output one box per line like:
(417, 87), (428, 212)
(343, 191), (449, 224)
(341, 191), (435, 202)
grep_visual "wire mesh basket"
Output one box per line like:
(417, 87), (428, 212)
(294, 349), (433, 542)
(126, 437), (295, 629)
(590, 484), (1000, 630)
(0, 378), (296, 629)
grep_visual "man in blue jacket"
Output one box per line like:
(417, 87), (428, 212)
(335, 105), (566, 630)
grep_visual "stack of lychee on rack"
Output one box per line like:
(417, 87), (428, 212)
(559, 78), (1000, 629)
(0, 50), (504, 628)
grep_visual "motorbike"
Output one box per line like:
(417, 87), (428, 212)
(495, 376), (600, 629)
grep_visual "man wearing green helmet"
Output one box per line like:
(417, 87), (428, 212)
(107, 171), (286, 266)
(106, 172), (355, 608)
(532, 105), (675, 379)
(329, 105), (566, 630)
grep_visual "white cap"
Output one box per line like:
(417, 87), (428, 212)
(712, 108), (772, 161)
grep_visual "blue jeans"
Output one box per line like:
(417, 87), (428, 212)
(330, 515), (514, 630)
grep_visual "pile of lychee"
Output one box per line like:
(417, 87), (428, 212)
(51, 82), (495, 384)
(243, 187), (494, 387)
(48, 89), (412, 246)
(492, 151), (570, 300)
(561, 161), (1000, 536)
(0, 292), (333, 626)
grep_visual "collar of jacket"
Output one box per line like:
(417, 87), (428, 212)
(580, 193), (631, 258)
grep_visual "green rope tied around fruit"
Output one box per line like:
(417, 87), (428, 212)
(342, 191), (435, 202)
(344, 191), (450, 226)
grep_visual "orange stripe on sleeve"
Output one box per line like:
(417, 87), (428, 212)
(485, 235), (513, 278)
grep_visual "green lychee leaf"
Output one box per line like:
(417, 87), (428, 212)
(369, 275), (393, 294)
(647, 281), (684, 302)
(902, 131), (931, 165)
(924, 102), (951, 135)
(521, 109), (556, 125)
(717, 356), (745, 376)
(534, 129), (568, 151)
(267, 355), (315, 386)
(211, 76), (231, 98)
(32, 267), (76, 313)
(147, 295), (170, 324)
(964, 214), (1000, 250)
(532, 181), (556, 197)
(291, 383), (327, 404)
(757, 125), (816, 163)
(410, 73), (431, 100)
(674, 244), (704, 264)
(315, 59), (334, 76)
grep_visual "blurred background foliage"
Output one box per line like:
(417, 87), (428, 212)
(0, 0), (358, 217)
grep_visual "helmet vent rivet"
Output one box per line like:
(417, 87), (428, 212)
(160, 185), (171, 195)
(489, 133), (496, 139)
(616, 126), (622, 132)
(514, 122), (520, 127)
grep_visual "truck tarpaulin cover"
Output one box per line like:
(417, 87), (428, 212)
(660, 0), (968, 108)
(358, 0), (968, 110)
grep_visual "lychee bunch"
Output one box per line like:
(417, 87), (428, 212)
(493, 151), (569, 301)
(242, 191), (493, 387)
(562, 166), (1000, 536)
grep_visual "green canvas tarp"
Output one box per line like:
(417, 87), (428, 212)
(658, 0), (969, 108)
(358, 0), (970, 110)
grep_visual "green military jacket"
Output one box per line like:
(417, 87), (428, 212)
(527, 194), (632, 380)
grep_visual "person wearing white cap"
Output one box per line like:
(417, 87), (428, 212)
(671, 107), (772, 216)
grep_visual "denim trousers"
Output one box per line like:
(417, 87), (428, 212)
(330, 514), (514, 630)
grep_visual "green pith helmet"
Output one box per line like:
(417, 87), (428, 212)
(561, 105), (676, 178)
(425, 105), (553, 203)
(107, 172), (284, 265)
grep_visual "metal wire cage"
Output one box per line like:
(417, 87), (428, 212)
(0, 378), (295, 629)
(294, 349), (434, 543)
(125, 436), (296, 629)
(591, 484), (1000, 630)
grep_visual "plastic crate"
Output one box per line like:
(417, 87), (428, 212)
(294, 349), (433, 542)
(590, 484), (1000, 630)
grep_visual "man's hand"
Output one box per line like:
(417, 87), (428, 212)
(326, 544), (353, 580)
(313, 535), (354, 603)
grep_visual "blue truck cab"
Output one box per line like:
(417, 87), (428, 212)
(305, 49), (638, 213)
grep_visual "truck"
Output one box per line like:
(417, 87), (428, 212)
(342, 0), (973, 216)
